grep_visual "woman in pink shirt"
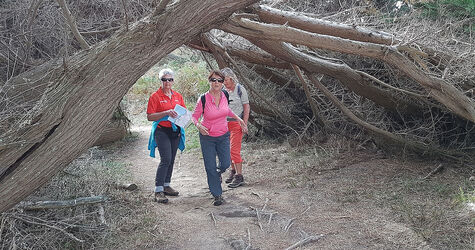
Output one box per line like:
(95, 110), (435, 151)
(192, 70), (247, 206)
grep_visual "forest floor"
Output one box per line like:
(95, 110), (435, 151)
(112, 124), (474, 250)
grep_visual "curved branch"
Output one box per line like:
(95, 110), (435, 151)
(223, 16), (475, 123)
(55, 0), (90, 50)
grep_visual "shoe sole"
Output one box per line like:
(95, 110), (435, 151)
(228, 182), (244, 188)
(213, 200), (224, 206)
(155, 199), (168, 203)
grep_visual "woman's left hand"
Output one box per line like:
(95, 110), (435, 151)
(239, 119), (248, 134)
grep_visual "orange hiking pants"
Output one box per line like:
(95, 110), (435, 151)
(228, 121), (243, 164)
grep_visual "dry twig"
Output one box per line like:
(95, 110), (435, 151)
(422, 164), (444, 180)
(11, 214), (84, 243)
(18, 196), (108, 210)
(285, 234), (324, 250)
(209, 212), (217, 227)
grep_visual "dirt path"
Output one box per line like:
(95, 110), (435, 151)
(120, 126), (433, 250)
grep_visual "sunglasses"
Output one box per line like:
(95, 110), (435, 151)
(161, 78), (174, 82)
(209, 78), (224, 83)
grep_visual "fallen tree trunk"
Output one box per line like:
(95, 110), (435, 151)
(223, 15), (475, 123)
(254, 5), (396, 45)
(0, 0), (258, 213)
(18, 196), (108, 210)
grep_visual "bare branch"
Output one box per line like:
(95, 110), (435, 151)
(55, 0), (90, 50)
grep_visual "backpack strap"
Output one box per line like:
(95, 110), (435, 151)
(237, 84), (242, 98)
(201, 91), (230, 113)
(200, 94), (206, 113)
(222, 89), (230, 104)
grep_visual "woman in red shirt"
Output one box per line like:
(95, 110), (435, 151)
(192, 70), (247, 206)
(147, 68), (185, 203)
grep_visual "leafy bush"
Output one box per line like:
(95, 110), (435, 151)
(174, 61), (210, 103)
(415, 0), (475, 19)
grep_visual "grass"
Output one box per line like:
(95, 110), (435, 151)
(185, 122), (201, 150)
(0, 145), (167, 249)
(454, 186), (475, 204)
(374, 174), (475, 249)
(415, 0), (475, 19)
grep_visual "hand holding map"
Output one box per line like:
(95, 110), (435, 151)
(168, 104), (192, 128)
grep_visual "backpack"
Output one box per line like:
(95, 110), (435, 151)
(200, 85), (244, 114)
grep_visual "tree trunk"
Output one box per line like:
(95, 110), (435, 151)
(223, 16), (475, 122)
(0, 0), (257, 213)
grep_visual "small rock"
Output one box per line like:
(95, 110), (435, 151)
(469, 176), (475, 181)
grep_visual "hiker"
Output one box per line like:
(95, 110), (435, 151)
(221, 67), (250, 188)
(192, 70), (248, 206)
(147, 68), (186, 204)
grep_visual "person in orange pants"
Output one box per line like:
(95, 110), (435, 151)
(221, 67), (250, 188)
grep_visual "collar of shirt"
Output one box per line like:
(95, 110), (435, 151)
(157, 87), (175, 98)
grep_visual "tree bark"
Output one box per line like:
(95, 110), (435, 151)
(223, 16), (475, 123)
(253, 5), (396, 45)
(0, 0), (257, 213)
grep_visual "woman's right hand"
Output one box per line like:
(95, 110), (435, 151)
(168, 109), (178, 118)
(196, 123), (209, 136)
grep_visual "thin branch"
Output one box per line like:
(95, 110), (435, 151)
(153, 0), (171, 17)
(55, 0), (90, 50)
(18, 196), (108, 210)
(285, 235), (324, 250)
(80, 26), (120, 36)
(422, 164), (444, 180)
(356, 70), (426, 99)
(121, 0), (129, 31)
(307, 73), (463, 161)
(11, 215), (84, 242)
(201, 51), (215, 71)
(291, 64), (326, 127)
(209, 212), (217, 227)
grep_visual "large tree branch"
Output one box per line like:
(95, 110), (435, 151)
(0, 0), (258, 213)
(223, 16), (475, 123)
(219, 22), (421, 116)
(253, 5), (396, 45)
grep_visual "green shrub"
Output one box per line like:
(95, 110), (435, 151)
(415, 0), (475, 19)
(174, 61), (210, 103)
(454, 186), (475, 204)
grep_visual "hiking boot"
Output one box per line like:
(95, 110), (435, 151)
(154, 192), (168, 203)
(228, 174), (244, 188)
(213, 195), (224, 206)
(164, 186), (179, 196)
(225, 169), (236, 184)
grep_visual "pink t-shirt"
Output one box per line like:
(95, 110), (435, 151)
(192, 92), (235, 137)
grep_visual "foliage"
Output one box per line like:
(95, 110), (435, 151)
(454, 186), (475, 204)
(129, 49), (210, 105)
(415, 0), (475, 19)
(374, 174), (474, 249)
(174, 60), (211, 103)
(184, 123), (201, 150)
